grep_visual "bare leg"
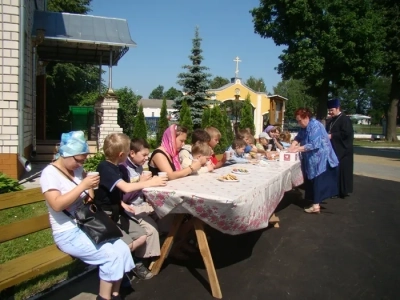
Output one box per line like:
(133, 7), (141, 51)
(111, 279), (122, 298)
(99, 279), (113, 299)
(129, 235), (147, 252)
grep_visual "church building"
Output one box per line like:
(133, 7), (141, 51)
(207, 57), (287, 136)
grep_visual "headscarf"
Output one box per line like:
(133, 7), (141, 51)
(54, 131), (89, 160)
(264, 125), (274, 134)
(161, 124), (182, 171)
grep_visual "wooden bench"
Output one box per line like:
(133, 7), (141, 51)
(0, 188), (73, 291)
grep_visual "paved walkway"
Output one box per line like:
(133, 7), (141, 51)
(27, 147), (400, 299)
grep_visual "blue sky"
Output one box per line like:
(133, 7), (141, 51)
(91, 0), (284, 98)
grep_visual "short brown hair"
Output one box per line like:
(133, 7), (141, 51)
(191, 142), (212, 157)
(236, 129), (252, 140)
(294, 107), (313, 119)
(175, 124), (188, 136)
(130, 138), (150, 152)
(232, 139), (246, 149)
(192, 129), (211, 144)
(103, 133), (130, 160)
(205, 127), (221, 139)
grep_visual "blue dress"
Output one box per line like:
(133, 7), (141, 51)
(294, 118), (339, 203)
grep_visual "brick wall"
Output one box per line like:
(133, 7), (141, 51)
(0, 0), (45, 179)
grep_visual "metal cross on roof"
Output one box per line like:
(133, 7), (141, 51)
(234, 56), (241, 78)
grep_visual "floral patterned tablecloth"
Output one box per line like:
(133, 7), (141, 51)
(143, 161), (304, 235)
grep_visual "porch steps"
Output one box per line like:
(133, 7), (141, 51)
(30, 140), (98, 163)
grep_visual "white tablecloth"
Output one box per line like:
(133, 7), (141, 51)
(143, 161), (304, 235)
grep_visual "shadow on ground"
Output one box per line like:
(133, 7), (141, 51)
(354, 146), (400, 160)
(41, 175), (400, 300)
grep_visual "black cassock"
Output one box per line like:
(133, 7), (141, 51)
(326, 113), (354, 198)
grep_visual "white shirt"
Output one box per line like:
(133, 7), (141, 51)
(40, 165), (87, 234)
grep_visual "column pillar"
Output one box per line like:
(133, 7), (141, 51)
(95, 94), (122, 150)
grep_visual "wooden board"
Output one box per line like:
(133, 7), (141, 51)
(0, 188), (44, 210)
(0, 214), (50, 243)
(0, 244), (73, 291)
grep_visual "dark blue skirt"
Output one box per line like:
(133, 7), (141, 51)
(303, 162), (339, 204)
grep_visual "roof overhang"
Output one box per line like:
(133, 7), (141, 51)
(32, 11), (137, 66)
(268, 94), (288, 101)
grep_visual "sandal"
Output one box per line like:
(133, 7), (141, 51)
(304, 205), (320, 214)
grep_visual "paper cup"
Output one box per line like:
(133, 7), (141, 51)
(87, 172), (99, 189)
(256, 153), (262, 161)
(225, 151), (232, 160)
(267, 144), (272, 151)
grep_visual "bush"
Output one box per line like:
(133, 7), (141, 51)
(147, 137), (158, 150)
(83, 152), (105, 172)
(0, 172), (24, 194)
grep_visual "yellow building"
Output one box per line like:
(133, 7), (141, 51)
(207, 76), (287, 136)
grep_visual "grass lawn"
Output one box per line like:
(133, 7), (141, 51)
(353, 124), (400, 135)
(354, 139), (400, 148)
(0, 202), (89, 300)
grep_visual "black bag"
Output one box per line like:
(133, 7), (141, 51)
(51, 164), (122, 245)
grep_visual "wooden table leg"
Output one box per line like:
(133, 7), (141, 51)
(269, 213), (280, 228)
(193, 218), (222, 299)
(149, 214), (185, 275)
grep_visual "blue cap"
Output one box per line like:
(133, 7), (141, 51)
(327, 98), (340, 109)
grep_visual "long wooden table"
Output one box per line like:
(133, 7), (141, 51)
(143, 161), (303, 298)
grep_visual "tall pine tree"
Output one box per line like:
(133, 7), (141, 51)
(179, 101), (194, 144)
(157, 97), (169, 144)
(133, 103), (147, 140)
(201, 107), (212, 128)
(238, 94), (255, 135)
(209, 105), (228, 154)
(174, 27), (212, 128)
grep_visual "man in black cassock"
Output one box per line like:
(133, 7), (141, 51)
(326, 98), (354, 198)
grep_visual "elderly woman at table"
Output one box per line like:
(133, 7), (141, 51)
(148, 124), (206, 180)
(287, 108), (339, 213)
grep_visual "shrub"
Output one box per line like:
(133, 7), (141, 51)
(0, 172), (24, 194)
(83, 152), (105, 172)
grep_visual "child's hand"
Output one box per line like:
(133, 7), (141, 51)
(121, 201), (135, 214)
(207, 162), (214, 172)
(140, 173), (152, 181)
(191, 160), (202, 171)
(148, 175), (168, 187)
(198, 156), (208, 166)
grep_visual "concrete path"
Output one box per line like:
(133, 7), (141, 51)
(26, 146), (400, 299)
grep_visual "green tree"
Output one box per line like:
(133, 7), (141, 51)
(47, 0), (91, 14)
(157, 97), (169, 144)
(238, 94), (255, 134)
(210, 76), (230, 89)
(273, 79), (317, 119)
(149, 85), (164, 99)
(116, 87), (141, 137)
(201, 107), (212, 128)
(375, 0), (400, 141)
(209, 105), (227, 154)
(45, 0), (98, 139)
(174, 27), (212, 127)
(164, 87), (181, 100)
(251, 0), (385, 119)
(245, 76), (267, 92)
(179, 101), (194, 144)
(133, 103), (147, 139)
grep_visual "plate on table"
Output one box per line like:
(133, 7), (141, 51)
(217, 174), (240, 182)
(232, 168), (250, 175)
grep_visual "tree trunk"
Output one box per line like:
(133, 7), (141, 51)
(387, 71), (399, 142)
(316, 79), (330, 120)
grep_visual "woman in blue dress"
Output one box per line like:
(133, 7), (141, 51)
(288, 108), (339, 213)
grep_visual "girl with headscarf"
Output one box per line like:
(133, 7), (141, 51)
(148, 124), (206, 180)
(40, 131), (135, 300)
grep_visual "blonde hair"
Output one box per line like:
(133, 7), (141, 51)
(191, 142), (212, 157)
(103, 133), (130, 160)
(205, 127), (221, 139)
(280, 131), (291, 143)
